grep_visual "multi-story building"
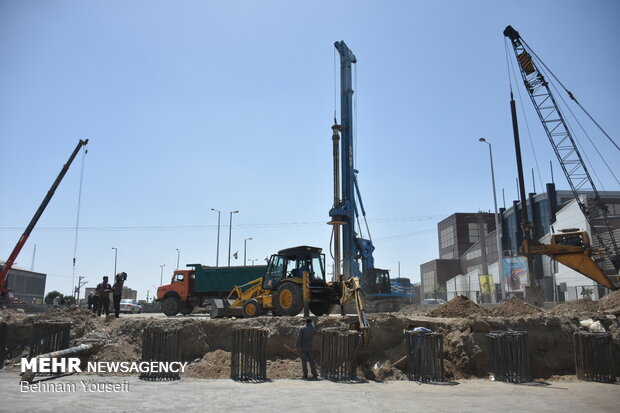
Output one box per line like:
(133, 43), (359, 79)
(420, 212), (495, 299)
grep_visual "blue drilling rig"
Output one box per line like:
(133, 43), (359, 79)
(328, 41), (413, 311)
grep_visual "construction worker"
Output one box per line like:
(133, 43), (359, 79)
(295, 317), (318, 380)
(112, 272), (126, 318)
(91, 290), (99, 314)
(96, 276), (112, 316)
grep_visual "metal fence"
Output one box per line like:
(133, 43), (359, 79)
(139, 326), (182, 381)
(574, 332), (616, 383)
(231, 328), (268, 381)
(320, 328), (361, 381)
(485, 330), (531, 383)
(29, 321), (71, 359)
(405, 331), (444, 382)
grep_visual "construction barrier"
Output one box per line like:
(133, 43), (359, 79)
(29, 321), (71, 359)
(0, 322), (7, 368)
(574, 331), (615, 383)
(139, 326), (182, 381)
(485, 330), (531, 383)
(320, 328), (360, 381)
(406, 331), (444, 382)
(231, 328), (268, 381)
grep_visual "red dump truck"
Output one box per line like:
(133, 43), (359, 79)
(156, 264), (267, 316)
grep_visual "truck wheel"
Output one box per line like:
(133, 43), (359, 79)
(242, 299), (262, 318)
(274, 283), (303, 316)
(162, 296), (180, 316)
(310, 302), (331, 317)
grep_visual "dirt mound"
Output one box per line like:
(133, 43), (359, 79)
(33, 306), (102, 339)
(550, 298), (599, 314)
(426, 296), (490, 318)
(184, 349), (231, 379)
(267, 358), (303, 378)
(491, 298), (545, 317)
(598, 290), (620, 312)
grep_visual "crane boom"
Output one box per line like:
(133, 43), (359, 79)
(504, 26), (620, 274)
(0, 139), (89, 298)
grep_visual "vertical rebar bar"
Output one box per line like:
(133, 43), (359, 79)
(0, 322), (7, 368)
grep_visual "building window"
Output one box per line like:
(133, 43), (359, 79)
(441, 251), (456, 259)
(465, 248), (481, 260)
(440, 226), (456, 249)
(468, 223), (487, 243)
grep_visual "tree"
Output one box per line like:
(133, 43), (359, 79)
(44, 291), (63, 304)
(63, 296), (76, 305)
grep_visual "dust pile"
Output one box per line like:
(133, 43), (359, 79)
(550, 298), (599, 315)
(491, 298), (545, 317)
(598, 290), (620, 313)
(184, 350), (231, 379)
(426, 296), (490, 318)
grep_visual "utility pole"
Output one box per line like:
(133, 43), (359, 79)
(146, 290), (150, 303)
(75, 276), (87, 303)
(160, 264), (166, 286)
(228, 210), (239, 267)
(211, 208), (221, 266)
(244, 238), (252, 267)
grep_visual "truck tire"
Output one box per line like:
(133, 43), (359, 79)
(242, 299), (262, 318)
(162, 296), (180, 316)
(310, 302), (332, 317)
(274, 283), (303, 316)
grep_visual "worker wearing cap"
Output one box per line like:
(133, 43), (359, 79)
(295, 317), (318, 380)
(96, 276), (112, 316)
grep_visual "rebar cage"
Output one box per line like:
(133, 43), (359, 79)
(0, 322), (7, 368)
(29, 321), (70, 359)
(406, 331), (444, 382)
(231, 328), (268, 381)
(320, 328), (360, 381)
(574, 331), (616, 383)
(139, 326), (182, 381)
(485, 330), (531, 383)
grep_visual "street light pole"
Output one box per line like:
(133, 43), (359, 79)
(211, 208), (221, 267)
(479, 138), (505, 300)
(228, 210), (239, 266)
(244, 238), (253, 267)
(159, 264), (166, 286)
(176, 248), (180, 270)
(111, 247), (118, 277)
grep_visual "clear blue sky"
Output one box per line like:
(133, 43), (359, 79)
(1, 0), (619, 300)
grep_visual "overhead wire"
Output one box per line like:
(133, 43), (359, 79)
(71, 145), (87, 295)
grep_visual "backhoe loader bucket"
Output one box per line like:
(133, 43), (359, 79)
(209, 299), (243, 319)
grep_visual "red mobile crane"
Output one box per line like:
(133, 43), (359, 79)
(0, 139), (89, 302)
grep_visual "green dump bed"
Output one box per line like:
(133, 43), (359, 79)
(191, 264), (267, 293)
